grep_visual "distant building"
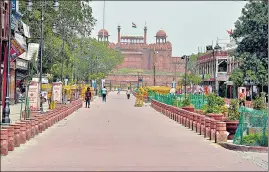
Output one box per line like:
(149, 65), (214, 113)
(97, 25), (185, 86)
(196, 38), (239, 97)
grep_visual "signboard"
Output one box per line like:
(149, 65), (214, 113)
(11, 0), (16, 11)
(101, 79), (105, 88)
(26, 43), (39, 61)
(52, 82), (62, 103)
(11, 14), (17, 30)
(10, 38), (25, 62)
(22, 21), (31, 38)
(16, 58), (28, 70)
(28, 81), (40, 111)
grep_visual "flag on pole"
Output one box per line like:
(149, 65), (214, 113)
(132, 22), (137, 28)
(226, 29), (233, 35)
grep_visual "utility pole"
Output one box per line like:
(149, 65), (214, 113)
(137, 72), (140, 88)
(153, 48), (157, 86)
(172, 60), (185, 94)
(180, 55), (189, 99)
(2, 1), (12, 124)
(60, 27), (65, 82)
(174, 64), (176, 83)
(39, 0), (44, 112)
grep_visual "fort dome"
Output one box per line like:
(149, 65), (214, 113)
(98, 29), (109, 36)
(156, 29), (167, 37)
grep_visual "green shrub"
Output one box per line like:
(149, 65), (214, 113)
(203, 93), (225, 114)
(242, 132), (268, 147)
(228, 99), (240, 120)
(253, 94), (266, 110)
(182, 95), (192, 107)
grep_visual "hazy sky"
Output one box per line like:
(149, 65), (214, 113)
(90, 1), (246, 57)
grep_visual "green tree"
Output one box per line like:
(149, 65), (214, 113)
(229, 69), (244, 87)
(20, 1), (123, 83)
(187, 52), (205, 74)
(231, 1), (268, 89)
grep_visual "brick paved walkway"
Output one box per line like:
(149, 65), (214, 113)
(1, 92), (267, 171)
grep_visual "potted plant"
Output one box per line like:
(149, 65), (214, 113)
(225, 99), (240, 140)
(253, 93), (267, 110)
(203, 93), (225, 120)
(181, 95), (194, 112)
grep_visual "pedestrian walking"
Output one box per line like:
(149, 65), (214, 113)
(239, 89), (246, 107)
(126, 87), (131, 99)
(85, 87), (91, 108)
(102, 86), (107, 102)
(117, 87), (120, 94)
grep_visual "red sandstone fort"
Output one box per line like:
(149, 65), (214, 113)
(97, 25), (185, 86)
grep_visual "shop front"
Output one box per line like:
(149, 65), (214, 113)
(15, 58), (28, 103)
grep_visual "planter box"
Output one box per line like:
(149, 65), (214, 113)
(182, 106), (195, 112)
(224, 120), (239, 140)
(207, 113), (224, 121)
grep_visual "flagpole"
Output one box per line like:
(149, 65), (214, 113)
(102, 0), (106, 44)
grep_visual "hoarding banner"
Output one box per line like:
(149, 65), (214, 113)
(53, 82), (63, 103)
(101, 79), (105, 88)
(28, 81), (40, 111)
(10, 38), (25, 62)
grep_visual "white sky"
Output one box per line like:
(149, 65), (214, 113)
(90, 1), (246, 57)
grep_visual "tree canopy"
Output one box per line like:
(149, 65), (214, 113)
(20, 0), (123, 83)
(230, 0), (268, 88)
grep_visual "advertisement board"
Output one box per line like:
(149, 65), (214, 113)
(10, 38), (25, 62)
(53, 82), (62, 103)
(28, 81), (40, 111)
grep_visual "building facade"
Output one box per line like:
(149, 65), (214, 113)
(97, 26), (185, 86)
(196, 48), (229, 95)
(1, 0), (31, 106)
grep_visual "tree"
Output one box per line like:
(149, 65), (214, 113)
(187, 52), (205, 74)
(229, 68), (244, 87)
(19, 1), (123, 83)
(231, 1), (268, 88)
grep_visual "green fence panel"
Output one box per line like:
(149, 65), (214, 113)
(233, 107), (268, 147)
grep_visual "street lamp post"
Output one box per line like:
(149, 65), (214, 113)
(153, 48), (158, 86)
(181, 55), (189, 100)
(27, 0), (59, 112)
(212, 43), (221, 95)
(207, 43), (221, 95)
(137, 72), (140, 88)
(2, 2), (12, 124)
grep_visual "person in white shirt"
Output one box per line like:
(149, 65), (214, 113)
(126, 87), (131, 99)
(170, 87), (176, 95)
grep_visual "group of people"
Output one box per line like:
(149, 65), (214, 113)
(84, 86), (131, 108)
(84, 86), (108, 108)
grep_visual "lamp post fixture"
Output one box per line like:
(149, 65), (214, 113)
(212, 43), (221, 95)
(181, 55), (190, 100)
(52, 23), (66, 82)
(26, 0), (59, 112)
(2, 2), (12, 124)
(153, 48), (158, 86)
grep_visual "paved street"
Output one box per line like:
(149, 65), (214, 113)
(1, 92), (268, 171)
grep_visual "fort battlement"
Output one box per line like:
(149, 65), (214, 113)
(97, 25), (184, 85)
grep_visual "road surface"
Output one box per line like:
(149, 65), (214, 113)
(1, 92), (268, 171)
